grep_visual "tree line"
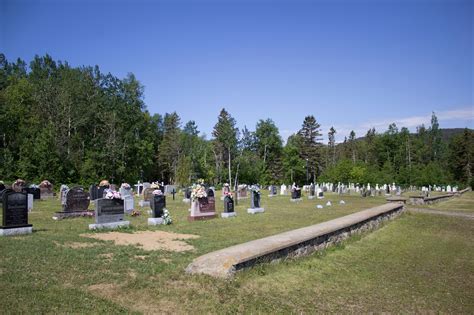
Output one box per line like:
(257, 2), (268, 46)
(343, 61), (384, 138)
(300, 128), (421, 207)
(1, 54), (472, 188)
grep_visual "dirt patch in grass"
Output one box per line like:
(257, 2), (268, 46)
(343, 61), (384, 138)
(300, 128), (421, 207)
(87, 283), (182, 314)
(81, 231), (200, 252)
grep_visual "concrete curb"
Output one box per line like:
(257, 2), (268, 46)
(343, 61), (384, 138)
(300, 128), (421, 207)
(186, 203), (404, 278)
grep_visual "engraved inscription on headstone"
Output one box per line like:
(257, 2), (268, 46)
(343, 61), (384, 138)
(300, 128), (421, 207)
(95, 198), (124, 224)
(151, 195), (166, 218)
(2, 190), (31, 228)
(63, 187), (90, 212)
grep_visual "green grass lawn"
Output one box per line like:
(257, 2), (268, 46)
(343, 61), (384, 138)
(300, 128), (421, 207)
(419, 191), (474, 213)
(1, 191), (473, 313)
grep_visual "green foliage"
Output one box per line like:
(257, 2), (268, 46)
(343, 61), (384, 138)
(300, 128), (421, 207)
(0, 54), (471, 188)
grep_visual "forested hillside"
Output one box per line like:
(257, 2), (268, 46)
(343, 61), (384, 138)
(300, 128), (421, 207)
(1, 54), (472, 188)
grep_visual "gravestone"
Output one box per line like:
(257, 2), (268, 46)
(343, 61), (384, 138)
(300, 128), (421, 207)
(53, 187), (92, 219)
(280, 184), (287, 195)
(149, 195), (166, 225)
(121, 186), (134, 214)
(268, 185), (277, 197)
(97, 185), (109, 199)
(22, 187), (40, 200)
(248, 188), (264, 214)
(1, 190), (33, 236)
(39, 180), (55, 199)
(183, 187), (192, 203)
(0, 183), (5, 204)
(60, 185), (70, 205)
(89, 185), (99, 200)
(317, 188), (324, 199)
(140, 188), (154, 207)
(221, 195), (236, 218)
(291, 188), (302, 202)
(27, 193), (33, 212)
(309, 184), (315, 200)
(221, 184), (231, 200)
(188, 188), (217, 221)
(89, 198), (129, 230)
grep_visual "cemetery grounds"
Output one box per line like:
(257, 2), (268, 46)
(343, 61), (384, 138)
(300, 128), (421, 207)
(1, 191), (473, 313)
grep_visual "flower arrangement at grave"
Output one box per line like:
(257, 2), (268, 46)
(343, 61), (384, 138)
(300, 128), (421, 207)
(40, 180), (52, 188)
(13, 179), (26, 186)
(105, 191), (122, 199)
(131, 210), (141, 216)
(152, 189), (163, 196)
(162, 209), (172, 225)
(121, 183), (131, 189)
(224, 190), (233, 198)
(197, 178), (205, 185)
(150, 182), (160, 189)
(238, 184), (247, 190)
(99, 180), (110, 187)
(250, 185), (261, 194)
(191, 184), (207, 201)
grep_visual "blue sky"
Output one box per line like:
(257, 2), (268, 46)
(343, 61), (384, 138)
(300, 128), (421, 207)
(2, 0), (473, 142)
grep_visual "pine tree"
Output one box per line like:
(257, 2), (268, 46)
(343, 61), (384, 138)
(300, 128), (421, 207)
(297, 115), (323, 182)
(212, 108), (238, 185)
(328, 127), (337, 166)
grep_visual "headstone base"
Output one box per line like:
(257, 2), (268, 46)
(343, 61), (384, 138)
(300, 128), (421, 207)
(221, 212), (236, 218)
(52, 211), (94, 220)
(308, 196), (315, 200)
(0, 225), (33, 236)
(247, 207), (265, 214)
(40, 194), (55, 200)
(317, 196), (324, 199)
(188, 213), (217, 221)
(148, 217), (164, 225)
(139, 200), (150, 207)
(237, 196), (249, 200)
(290, 198), (302, 202)
(182, 198), (191, 203)
(268, 194), (276, 197)
(89, 221), (130, 230)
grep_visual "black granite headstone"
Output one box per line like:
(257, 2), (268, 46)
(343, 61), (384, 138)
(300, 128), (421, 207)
(271, 186), (277, 195)
(95, 198), (124, 224)
(292, 189), (301, 199)
(63, 187), (90, 212)
(185, 188), (191, 199)
(251, 191), (260, 208)
(151, 195), (166, 218)
(2, 190), (31, 228)
(22, 187), (41, 200)
(224, 195), (234, 213)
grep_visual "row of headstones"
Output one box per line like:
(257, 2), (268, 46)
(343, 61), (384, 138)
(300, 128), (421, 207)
(188, 187), (264, 221)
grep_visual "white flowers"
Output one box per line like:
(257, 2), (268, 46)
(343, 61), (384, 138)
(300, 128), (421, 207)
(191, 184), (207, 201)
(163, 209), (172, 225)
(105, 191), (121, 199)
(150, 182), (160, 189)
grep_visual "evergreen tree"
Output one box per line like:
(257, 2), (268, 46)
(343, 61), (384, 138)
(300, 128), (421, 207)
(212, 108), (238, 185)
(297, 115), (322, 182)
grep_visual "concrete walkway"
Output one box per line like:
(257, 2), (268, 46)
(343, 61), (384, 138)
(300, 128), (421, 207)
(409, 208), (474, 219)
(186, 203), (404, 278)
